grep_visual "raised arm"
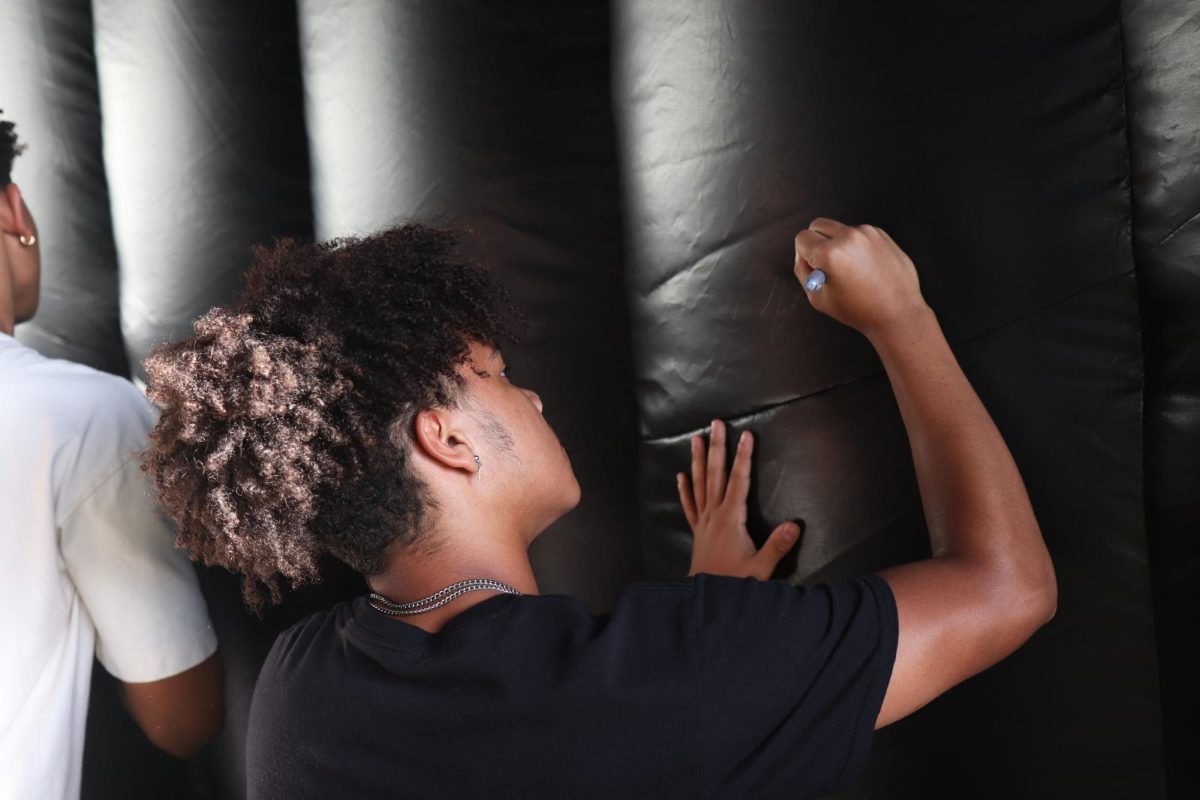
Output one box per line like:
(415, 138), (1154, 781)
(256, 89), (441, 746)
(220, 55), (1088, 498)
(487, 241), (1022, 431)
(794, 218), (1057, 729)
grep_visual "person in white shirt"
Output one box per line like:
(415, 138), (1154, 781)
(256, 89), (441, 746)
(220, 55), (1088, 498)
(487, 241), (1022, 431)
(0, 112), (223, 799)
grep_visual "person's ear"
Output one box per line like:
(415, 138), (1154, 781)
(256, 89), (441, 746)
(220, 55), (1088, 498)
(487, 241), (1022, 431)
(0, 183), (35, 241)
(412, 407), (479, 478)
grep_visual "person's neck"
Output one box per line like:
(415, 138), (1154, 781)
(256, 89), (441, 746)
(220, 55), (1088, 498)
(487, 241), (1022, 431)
(368, 531), (540, 634)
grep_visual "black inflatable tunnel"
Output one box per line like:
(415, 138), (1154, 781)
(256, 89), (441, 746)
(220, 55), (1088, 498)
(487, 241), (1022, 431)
(1, 1), (1195, 797)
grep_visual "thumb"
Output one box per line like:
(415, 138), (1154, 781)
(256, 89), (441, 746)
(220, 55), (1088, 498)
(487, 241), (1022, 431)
(754, 521), (802, 575)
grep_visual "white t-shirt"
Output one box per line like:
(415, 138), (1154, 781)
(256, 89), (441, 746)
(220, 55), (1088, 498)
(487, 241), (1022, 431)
(0, 331), (218, 799)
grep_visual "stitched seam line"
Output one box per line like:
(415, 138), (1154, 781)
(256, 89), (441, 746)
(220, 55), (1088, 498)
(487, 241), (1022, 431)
(645, 268), (1134, 443)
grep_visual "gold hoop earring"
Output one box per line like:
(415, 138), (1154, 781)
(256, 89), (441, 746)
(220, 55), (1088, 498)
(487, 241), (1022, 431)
(18, 233), (36, 247)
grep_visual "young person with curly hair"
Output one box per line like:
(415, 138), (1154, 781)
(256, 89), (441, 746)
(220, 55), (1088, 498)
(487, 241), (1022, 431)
(143, 217), (1055, 798)
(0, 112), (222, 799)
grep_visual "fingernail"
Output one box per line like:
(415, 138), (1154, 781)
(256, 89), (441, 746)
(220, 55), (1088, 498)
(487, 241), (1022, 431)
(782, 524), (799, 542)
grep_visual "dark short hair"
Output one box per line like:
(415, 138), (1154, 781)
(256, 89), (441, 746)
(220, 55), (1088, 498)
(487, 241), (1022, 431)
(0, 110), (24, 186)
(141, 221), (527, 609)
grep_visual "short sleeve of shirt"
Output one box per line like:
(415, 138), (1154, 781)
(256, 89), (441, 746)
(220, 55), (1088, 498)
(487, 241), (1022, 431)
(59, 453), (217, 682)
(690, 572), (898, 797)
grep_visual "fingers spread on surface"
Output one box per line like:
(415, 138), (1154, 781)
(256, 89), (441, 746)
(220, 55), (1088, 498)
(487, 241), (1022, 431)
(727, 430), (753, 508)
(690, 434), (707, 512)
(677, 472), (698, 528)
(753, 522), (802, 578)
(706, 419), (727, 507)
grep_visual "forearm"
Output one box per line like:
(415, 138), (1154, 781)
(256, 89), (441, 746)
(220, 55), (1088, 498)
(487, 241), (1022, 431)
(867, 307), (1054, 604)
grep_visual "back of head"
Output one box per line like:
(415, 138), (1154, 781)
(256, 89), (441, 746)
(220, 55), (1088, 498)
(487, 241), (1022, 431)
(0, 110), (22, 187)
(140, 222), (526, 609)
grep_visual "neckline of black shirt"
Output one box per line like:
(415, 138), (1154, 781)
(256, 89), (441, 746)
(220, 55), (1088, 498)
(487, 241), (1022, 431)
(347, 590), (528, 656)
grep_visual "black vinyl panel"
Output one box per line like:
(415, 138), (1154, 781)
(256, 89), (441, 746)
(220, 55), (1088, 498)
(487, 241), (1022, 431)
(640, 273), (1162, 797)
(0, 0), (125, 374)
(1122, 1), (1200, 797)
(613, 0), (1132, 441)
(616, 0), (1164, 796)
(0, 0), (1189, 796)
(638, 374), (924, 584)
(87, 3), (316, 797)
(298, 0), (643, 612)
(92, 0), (313, 380)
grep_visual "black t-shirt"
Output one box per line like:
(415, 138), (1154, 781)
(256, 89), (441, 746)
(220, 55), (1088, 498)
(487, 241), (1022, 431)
(246, 573), (898, 799)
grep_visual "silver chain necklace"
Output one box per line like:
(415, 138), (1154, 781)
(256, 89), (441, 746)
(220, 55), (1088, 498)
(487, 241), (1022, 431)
(368, 577), (521, 617)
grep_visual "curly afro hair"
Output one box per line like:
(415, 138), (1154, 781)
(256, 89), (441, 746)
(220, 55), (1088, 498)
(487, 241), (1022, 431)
(141, 221), (527, 609)
(1, 109), (25, 186)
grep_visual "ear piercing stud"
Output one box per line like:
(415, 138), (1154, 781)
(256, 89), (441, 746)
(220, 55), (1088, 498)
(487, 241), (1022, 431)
(474, 453), (482, 482)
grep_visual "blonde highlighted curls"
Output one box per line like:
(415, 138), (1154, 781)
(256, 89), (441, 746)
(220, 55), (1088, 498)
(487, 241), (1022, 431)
(140, 222), (526, 610)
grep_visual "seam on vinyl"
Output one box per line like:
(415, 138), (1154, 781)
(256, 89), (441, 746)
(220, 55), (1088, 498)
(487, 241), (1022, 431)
(646, 267), (1134, 443)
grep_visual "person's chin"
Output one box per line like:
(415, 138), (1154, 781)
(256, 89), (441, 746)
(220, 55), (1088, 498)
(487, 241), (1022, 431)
(555, 473), (582, 515)
(540, 491), (580, 534)
(560, 450), (580, 494)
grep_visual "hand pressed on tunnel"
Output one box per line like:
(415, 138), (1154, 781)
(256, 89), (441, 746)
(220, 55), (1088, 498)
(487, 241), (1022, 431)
(677, 418), (802, 580)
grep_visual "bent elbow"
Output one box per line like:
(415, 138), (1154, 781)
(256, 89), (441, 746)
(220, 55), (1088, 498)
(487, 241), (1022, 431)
(1005, 533), (1058, 625)
(1036, 567), (1058, 625)
(1028, 548), (1058, 625)
(979, 555), (1056, 643)
(1012, 557), (1058, 632)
